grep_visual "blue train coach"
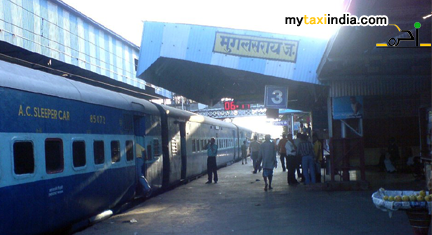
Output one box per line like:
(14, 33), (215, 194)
(0, 59), (251, 234)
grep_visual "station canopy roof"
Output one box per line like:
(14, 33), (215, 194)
(317, 0), (431, 83)
(136, 22), (330, 111)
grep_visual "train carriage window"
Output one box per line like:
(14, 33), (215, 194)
(45, 139), (64, 174)
(73, 141), (86, 168)
(111, 141), (121, 163)
(126, 140), (134, 161)
(13, 141), (35, 174)
(153, 139), (160, 156)
(146, 144), (152, 161)
(94, 141), (105, 165)
(192, 139), (196, 152)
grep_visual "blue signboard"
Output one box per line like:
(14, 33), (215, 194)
(332, 96), (364, 119)
(273, 120), (288, 126)
(264, 85), (288, 109)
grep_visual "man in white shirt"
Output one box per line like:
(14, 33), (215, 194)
(249, 136), (261, 174)
(259, 135), (277, 191)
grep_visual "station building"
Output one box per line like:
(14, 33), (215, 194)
(0, 0), (172, 100)
(136, 1), (431, 181)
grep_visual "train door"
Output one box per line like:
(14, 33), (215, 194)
(232, 129), (237, 160)
(169, 119), (187, 183)
(133, 115), (151, 196)
(179, 122), (187, 180)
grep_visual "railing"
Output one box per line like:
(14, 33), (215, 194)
(194, 108), (267, 119)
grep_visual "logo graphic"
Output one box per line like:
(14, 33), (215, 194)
(376, 22), (431, 47)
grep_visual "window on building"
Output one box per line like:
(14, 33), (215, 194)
(134, 58), (138, 71)
(171, 139), (177, 156)
(94, 141), (105, 165)
(111, 141), (121, 163)
(45, 139), (64, 174)
(13, 141), (35, 175)
(73, 141), (86, 168)
(126, 140), (134, 161)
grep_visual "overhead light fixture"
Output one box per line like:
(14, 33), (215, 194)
(423, 13), (432, 19)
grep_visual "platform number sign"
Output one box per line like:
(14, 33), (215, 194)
(264, 85), (288, 109)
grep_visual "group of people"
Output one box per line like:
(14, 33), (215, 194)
(242, 132), (323, 190)
(204, 132), (324, 191)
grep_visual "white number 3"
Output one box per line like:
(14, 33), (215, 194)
(271, 90), (283, 104)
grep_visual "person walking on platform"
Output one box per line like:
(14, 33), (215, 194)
(297, 134), (316, 185)
(259, 134), (277, 191)
(313, 133), (323, 183)
(294, 133), (303, 181)
(204, 138), (218, 184)
(277, 134), (288, 172)
(249, 136), (261, 174)
(241, 140), (248, 164)
(285, 134), (298, 185)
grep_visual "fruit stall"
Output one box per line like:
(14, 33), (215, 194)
(372, 188), (432, 235)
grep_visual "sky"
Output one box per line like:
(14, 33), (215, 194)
(62, 0), (345, 46)
(61, 0), (344, 136)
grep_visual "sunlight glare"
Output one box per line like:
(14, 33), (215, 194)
(233, 116), (283, 139)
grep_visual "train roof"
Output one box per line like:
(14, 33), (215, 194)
(235, 125), (253, 132)
(0, 60), (159, 115)
(155, 104), (236, 128)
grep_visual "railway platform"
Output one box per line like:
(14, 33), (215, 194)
(76, 159), (428, 235)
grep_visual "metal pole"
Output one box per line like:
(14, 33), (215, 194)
(291, 114), (294, 136)
(327, 96), (333, 138)
(341, 121), (346, 138)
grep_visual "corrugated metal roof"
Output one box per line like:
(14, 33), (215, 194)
(0, 0), (172, 99)
(55, 0), (139, 49)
